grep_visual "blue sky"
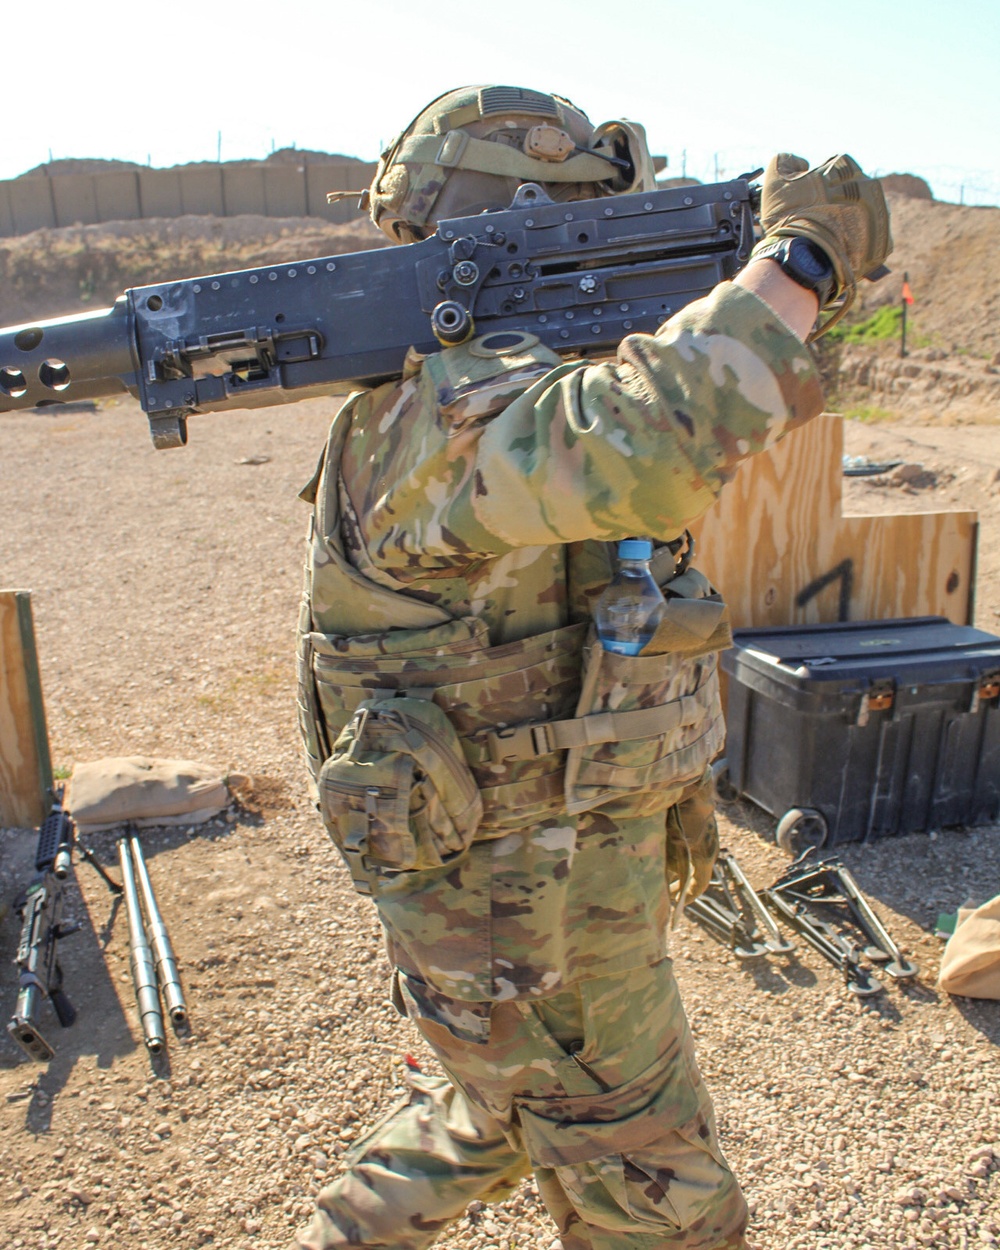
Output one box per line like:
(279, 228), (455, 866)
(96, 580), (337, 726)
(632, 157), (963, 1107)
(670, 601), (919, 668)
(6, 0), (998, 205)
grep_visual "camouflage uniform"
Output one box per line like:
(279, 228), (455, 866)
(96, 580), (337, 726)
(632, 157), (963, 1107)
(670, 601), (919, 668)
(294, 279), (824, 1249)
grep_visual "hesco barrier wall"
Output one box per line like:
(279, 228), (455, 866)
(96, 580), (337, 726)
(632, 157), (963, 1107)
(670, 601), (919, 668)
(0, 158), (378, 237)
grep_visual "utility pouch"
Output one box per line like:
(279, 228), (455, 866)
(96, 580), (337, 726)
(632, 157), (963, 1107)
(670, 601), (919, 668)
(563, 567), (731, 818)
(318, 696), (483, 895)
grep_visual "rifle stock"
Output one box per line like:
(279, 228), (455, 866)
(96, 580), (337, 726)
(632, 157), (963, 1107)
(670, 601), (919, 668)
(0, 178), (755, 448)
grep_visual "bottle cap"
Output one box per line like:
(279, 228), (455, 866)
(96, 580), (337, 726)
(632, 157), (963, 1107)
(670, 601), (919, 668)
(618, 538), (652, 561)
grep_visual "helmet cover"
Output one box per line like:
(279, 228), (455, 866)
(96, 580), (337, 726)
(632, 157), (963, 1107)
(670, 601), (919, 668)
(367, 85), (655, 243)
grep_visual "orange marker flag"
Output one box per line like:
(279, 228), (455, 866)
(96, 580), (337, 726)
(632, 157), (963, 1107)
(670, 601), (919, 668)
(901, 280), (914, 305)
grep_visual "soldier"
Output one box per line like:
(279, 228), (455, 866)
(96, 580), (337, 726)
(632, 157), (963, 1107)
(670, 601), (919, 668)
(293, 86), (891, 1250)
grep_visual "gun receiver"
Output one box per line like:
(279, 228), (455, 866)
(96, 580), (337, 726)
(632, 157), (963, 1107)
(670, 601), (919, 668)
(0, 178), (756, 449)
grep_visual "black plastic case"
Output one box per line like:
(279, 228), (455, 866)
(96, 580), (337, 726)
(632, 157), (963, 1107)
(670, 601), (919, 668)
(721, 617), (1000, 844)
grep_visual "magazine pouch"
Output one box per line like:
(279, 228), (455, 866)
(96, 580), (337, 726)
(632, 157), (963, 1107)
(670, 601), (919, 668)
(563, 566), (731, 818)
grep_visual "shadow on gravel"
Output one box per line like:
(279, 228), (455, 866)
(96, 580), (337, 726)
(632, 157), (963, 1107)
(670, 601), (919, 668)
(745, 955), (818, 995)
(828, 823), (1000, 933)
(951, 995), (1000, 1045)
(718, 802), (1000, 1034)
(0, 794), (261, 1125)
(0, 831), (136, 1130)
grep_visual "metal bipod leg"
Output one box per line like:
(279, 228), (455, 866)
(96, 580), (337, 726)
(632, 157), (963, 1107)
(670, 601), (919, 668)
(719, 851), (796, 955)
(685, 850), (795, 960)
(762, 887), (880, 997)
(770, 854), (918, 981)
(686, 885), (769, 959)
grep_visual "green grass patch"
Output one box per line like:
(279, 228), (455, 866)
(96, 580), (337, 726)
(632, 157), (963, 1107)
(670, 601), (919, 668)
(843, 404), (898, 424)
(827, 303), (934, 350)
(827, 304), (902, 344)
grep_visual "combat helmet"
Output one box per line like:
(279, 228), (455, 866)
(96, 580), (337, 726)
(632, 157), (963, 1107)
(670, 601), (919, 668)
(365, 85), (657, 243)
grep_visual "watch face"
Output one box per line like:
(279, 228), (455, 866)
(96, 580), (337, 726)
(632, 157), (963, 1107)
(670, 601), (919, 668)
(790, 237), (831, 280)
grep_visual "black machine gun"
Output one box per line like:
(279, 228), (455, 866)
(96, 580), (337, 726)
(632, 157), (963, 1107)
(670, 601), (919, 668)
(7, 792), (121, 1062)
(0, 178), (757, 449)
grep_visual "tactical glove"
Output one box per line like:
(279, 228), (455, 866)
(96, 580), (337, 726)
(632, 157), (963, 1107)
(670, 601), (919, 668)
(754, 152), (892, 325)
(666, 771), (719, 908)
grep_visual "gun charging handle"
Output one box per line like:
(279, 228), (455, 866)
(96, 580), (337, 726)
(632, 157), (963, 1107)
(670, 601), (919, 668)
(118, 839), (165, 1053)
(129, 836), (187, 1025)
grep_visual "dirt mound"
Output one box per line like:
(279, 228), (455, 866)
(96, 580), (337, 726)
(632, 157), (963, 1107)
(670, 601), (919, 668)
(0, 214), (388, 325)
(262, 148), (363, 166)
(836, 340), (1000, 423)
(17, 157), (146, 177)
(815, 192), (1000, 421)
(879, 173), (933, 200)
(855, 194), (1000, 361)
(16, 150), (368, 179)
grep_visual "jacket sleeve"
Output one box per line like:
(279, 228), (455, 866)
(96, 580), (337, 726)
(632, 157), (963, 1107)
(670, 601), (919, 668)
(465, 280), (825, 549)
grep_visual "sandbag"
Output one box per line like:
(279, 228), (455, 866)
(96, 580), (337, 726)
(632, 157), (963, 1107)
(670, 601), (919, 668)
(937, 895), (1000, 1000)
(68, 756), (242, 833)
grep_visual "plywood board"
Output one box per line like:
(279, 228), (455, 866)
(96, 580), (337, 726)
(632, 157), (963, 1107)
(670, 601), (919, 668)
(0, 591), (53, 828)
(689, 414), (978, 628)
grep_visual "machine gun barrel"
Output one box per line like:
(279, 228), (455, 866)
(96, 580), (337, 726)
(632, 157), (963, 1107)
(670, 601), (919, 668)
(0, 300), (137, 410)
(129, 836), (187, 1025)
(0, 178), (756, 449)
(117, 839), (165, 1053)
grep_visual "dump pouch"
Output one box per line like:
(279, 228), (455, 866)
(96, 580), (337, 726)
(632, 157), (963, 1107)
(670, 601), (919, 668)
(319, 695), (483, 894)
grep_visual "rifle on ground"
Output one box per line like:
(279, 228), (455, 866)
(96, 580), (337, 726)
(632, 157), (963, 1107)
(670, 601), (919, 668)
(0, 178), (757, 449)
(6, 791), (121, 1061)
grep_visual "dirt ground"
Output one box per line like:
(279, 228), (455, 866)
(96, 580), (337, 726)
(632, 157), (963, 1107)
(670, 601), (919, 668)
(1, 191), (999, 1250)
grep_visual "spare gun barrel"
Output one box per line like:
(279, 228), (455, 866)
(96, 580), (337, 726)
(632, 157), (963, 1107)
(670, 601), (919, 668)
(117, 839), (165, 1053)
(129, 836), (187, 1025)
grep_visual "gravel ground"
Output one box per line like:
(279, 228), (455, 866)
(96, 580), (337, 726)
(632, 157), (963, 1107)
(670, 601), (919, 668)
(1, 397), (998, 1250)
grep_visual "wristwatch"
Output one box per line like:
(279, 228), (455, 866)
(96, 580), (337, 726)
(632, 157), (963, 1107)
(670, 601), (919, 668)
(751, 236), (837, 309)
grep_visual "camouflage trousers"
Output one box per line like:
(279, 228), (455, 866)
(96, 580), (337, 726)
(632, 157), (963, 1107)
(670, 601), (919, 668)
(294, 958), (748, 1249)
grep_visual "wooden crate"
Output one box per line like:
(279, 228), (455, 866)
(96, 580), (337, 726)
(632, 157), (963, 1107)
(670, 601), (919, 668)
(689, 413), (978, 629)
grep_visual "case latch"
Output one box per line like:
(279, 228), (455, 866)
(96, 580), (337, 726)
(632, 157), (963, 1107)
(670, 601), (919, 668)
(970, 668), (1000, 713)
(857, 678), (895, 726)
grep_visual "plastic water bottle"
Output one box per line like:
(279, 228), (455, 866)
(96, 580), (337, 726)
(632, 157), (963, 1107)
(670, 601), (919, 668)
(594, 538), (667, 655)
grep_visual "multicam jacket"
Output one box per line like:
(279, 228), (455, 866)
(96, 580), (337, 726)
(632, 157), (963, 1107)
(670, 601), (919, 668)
(297, 280), (823, 1023)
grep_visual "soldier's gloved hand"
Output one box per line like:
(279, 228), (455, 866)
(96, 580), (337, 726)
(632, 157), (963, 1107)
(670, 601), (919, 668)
(753, 152), (893, 316)
(666, 771), (719, 908)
